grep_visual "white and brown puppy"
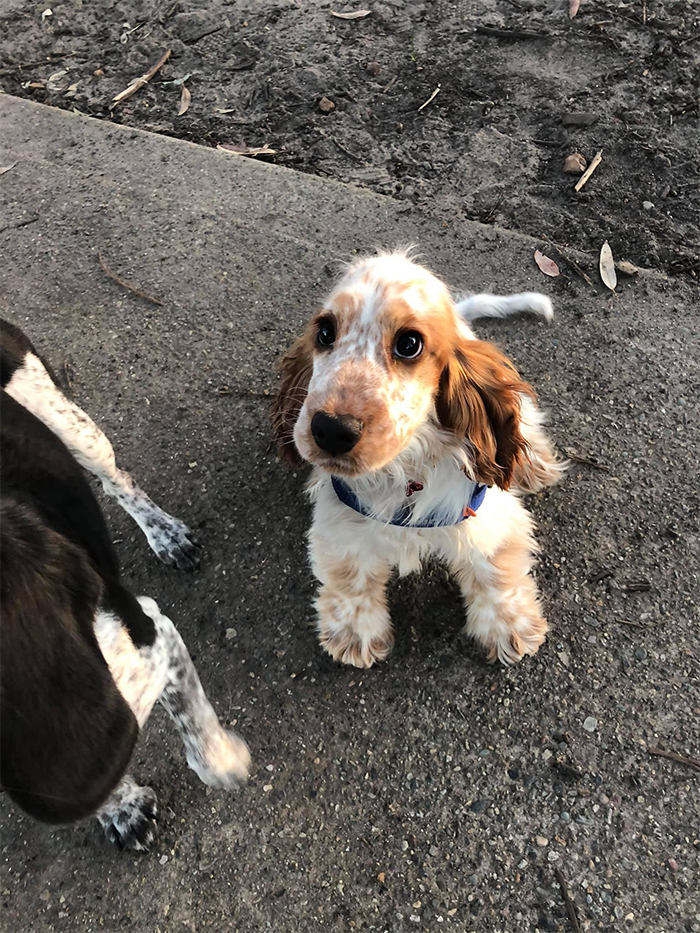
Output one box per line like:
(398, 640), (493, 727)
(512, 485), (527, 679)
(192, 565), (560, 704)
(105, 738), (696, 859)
(272, 251), (564, 669)
(0, 320), (249, 851)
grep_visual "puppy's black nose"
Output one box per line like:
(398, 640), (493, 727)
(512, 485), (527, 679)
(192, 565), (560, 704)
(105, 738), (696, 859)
(311, 411), (363, 455)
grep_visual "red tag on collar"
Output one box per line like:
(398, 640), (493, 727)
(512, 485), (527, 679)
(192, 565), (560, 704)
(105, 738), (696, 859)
(405, 481), (424, 498)
(463, 506), (477, 518)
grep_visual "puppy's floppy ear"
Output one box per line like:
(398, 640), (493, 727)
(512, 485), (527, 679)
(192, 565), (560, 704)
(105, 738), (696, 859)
(436, 339), (532, 489)
(270, 330), (314, 465)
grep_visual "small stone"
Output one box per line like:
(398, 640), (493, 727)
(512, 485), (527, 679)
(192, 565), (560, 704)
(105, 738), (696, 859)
(39, 891), (50, 902)
(583, 716), (598, 733)
(536, 836), (548, 847)
(226, 627), (237, 640)
(547, 850), (560, 862)
(599, 793), (610, 805)
(668, 858), (679, 871)
(366, 61), (381, 76)
(470, 799), (488, 813)
(564, 152), (587, 174)
(266, 764), (274, 771)
(401, 840), (409, 851)
(318, 96), (335, 113)
(377, 872), (386, 883)
(542, 749), (553, 760)
(634, 646), (648, 661)
(429, 844), (439, 856)
(263, 784), (273, 792)
(159, 855), (169, 865)
(642, 200), (654, 210)
(559, 812), (571, 822)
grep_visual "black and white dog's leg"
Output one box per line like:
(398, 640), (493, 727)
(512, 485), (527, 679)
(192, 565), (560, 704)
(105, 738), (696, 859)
(93, 598), (249, 850)
(3, 349), (198, 569)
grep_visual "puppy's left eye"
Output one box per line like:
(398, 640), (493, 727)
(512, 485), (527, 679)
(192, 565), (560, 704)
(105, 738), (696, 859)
(394, 331), (423, 360)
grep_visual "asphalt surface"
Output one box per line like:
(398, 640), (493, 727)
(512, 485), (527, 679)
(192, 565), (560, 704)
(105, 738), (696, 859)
(0, 97), (698, 933)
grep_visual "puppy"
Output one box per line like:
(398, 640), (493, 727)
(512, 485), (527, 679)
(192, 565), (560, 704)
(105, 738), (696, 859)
(0, 320), (249, 850)
(272, 251), (564, 668)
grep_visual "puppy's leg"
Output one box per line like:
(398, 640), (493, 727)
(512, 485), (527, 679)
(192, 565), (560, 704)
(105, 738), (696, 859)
(310, 526), (393, 668)
(94, 599), (249, 850)
(4, 349), (198, 569)
(450, 504), (548, 664)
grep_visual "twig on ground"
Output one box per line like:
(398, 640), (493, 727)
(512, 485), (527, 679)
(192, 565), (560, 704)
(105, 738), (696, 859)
(382, 74), (398, 94)
(621, 580), (653, 592)
(554, 868), (583, 933)
(564, 448), (611, 471)
(331, 137), (363, 163)
(98, 251), (164, 306)
(476, 25), (549, 40)
(111, 48), (171, 108)
(542, 236), (594, 286)
(417, 84), (441, 112)
(0, 216), (39, 235)
(649, 747), (700, 773)
(0, 52), (74, 77)
(575, 149), (603, 192)
(62, 360), (75, 390)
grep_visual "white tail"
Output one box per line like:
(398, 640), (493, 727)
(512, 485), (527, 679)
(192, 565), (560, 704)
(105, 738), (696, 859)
(456, 292), (553, 323)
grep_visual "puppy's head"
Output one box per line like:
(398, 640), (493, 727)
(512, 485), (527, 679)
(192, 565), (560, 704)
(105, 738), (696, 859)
(272, 251), (531, 486)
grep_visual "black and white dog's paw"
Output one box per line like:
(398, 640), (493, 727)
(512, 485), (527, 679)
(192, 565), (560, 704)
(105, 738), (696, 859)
(144, 514), (200, 572)
(187, 730), (251, 791)
(98, 785), (158, 852)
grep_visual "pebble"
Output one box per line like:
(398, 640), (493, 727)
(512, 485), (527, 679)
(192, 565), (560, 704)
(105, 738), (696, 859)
(668, 858), (679, 871)
(366, 61), (381, 76)
(536, 836), (548, 847)
(318, 96), (335, 113)
(583, 716), (598, 733)
(559, 812), (571, 822)
(401, 840), (409, 851)
(634, 646), (648, 660)
(642, 200), (654, 210)
(599, 793), (610, 805)
(265, 764), (274, 772)
(563, 152), (587, 174)
(470, 799), (488, 813)
(225, 628), (237, 640)
(159, 855), (168, 865)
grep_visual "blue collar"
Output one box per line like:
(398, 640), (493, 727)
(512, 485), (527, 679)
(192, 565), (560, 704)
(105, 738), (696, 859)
(331, 476), (487, 528)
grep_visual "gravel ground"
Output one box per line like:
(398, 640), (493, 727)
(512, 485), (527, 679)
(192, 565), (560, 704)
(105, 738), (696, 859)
(1, 88), (699, 933)
(1, 0), (699, 279)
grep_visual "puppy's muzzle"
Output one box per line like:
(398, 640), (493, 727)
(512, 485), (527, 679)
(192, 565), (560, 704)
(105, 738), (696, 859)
(311, 411), (363, 455)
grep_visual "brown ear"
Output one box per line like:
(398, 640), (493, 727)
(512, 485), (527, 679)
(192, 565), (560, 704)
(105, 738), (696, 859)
(270, 331), (314, 465)
(435, 339), (532, 489)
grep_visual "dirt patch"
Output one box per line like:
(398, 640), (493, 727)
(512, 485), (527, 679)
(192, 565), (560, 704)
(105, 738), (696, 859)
(1, 0), (698, 277)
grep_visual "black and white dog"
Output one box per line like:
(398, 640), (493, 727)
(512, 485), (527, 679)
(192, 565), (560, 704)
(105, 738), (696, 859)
(0, 320), (249, 850)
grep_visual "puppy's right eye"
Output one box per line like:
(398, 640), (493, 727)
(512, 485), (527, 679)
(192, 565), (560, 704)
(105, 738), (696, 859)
(316, 319), (336, 348)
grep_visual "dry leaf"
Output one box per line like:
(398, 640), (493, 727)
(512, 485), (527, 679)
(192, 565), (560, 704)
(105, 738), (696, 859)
(617, 260), (640, 276)
(217, 142), (277, 158)
(331, 10), (371, 19)
(534, 250), (560, 278)
(569, 0), (581, 17)
(599, 241), (617, 291)
(178, 84), (191, 116)
(0, 161), (18, 175)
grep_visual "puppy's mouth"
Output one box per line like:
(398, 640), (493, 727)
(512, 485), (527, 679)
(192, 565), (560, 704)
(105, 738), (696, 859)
(310, 452), (364, 477)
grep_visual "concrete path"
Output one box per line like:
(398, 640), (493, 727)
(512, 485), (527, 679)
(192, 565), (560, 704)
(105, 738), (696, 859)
(1, 96), (698, 933)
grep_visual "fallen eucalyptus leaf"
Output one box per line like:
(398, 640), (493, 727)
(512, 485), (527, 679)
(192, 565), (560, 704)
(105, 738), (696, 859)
(599, 241), (617, 291)
(178, 84), (191, 116)
(331, 10), (371, 19)
(0, 161), (18, 175)
(534, 249), (560, 278)
(217, 142), (277, 157)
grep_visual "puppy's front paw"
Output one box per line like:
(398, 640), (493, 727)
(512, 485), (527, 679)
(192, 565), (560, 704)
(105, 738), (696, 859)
(186, 730), (251, 790)
(318, 624), (394, 668)
(98, 785), (158, 852)
(481, 608), (548, 665)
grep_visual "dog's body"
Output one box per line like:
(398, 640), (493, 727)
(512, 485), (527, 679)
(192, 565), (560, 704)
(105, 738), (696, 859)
(0, 320), (249, 850)
(273, 251), (564, 668)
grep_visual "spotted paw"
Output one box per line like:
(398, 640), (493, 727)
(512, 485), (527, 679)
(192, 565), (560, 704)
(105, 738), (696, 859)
(97, 784), (158, 852)
(145, 515), (200, 571)
(186, 730), (251, 791)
